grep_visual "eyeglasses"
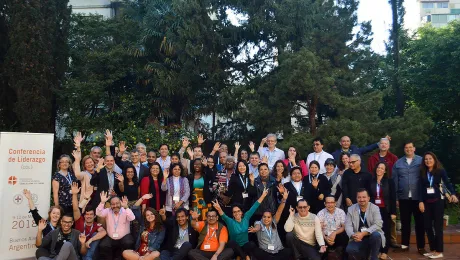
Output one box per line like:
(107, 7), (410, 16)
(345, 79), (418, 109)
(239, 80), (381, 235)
(62, 221), (73, 225)
(207, 215), (217, 218)
(297, 206), (308, 209)
(349, 160), (359, 164)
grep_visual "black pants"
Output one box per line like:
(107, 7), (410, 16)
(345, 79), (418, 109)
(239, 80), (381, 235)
(424, 200), (444, 252)
(188, 248), (234, 260)
(379, 207), (391, 254)
(226, 240), (257, 259)
(324, 232), (348, 259)
(160, 242), (193, 260)
(252, 247), (292, 260)
(99, 234), (134, 260)
(286, 232), (321, 260)
(399, 199), (425, 249)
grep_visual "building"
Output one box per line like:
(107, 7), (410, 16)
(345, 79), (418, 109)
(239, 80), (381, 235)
(69, 0), (120, 18)
(418, 0), (460, 27)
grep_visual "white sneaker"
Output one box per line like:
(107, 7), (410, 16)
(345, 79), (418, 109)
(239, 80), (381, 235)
(429, 253), (444, 259)
(423, 251), (434, 257)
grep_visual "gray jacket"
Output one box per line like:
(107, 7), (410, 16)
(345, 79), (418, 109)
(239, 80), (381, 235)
(345, 203), (385, 247)
(392, 155), (422, 201)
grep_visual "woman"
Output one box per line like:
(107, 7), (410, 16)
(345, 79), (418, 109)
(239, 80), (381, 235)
(161, 163), (190, 217)
(272, 160), (290, 184)
(120, 165), (139, 203)
(72, 139), (95, 209)
(202, 156), (217, 186)
(140, 162), (166, 212)
(212, 188), (269, 260)
(282, 146), (308, 177)
(234, 142), (250, 163)
(23, 189), (63, 247)
(249, 191), (291, 260)
(419, 152), (458, 259)
(324, 158), (343, 208)
(306, 161), (331, 214)
(338, 152), (350, 175)
(188, 158), (212, 220)
(52, 154), (77, 214)
(122, 207), (165, 260)
(370, 162), (396, 260)
(226, 160), (253, 212)
(170, 153), (186, 176)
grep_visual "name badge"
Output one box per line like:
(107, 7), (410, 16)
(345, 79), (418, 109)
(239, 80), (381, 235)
(204, 244), (211, 250)
(242, 192), (248, 198)
(173, 195), (180, 202)
(375, 199), (381, 204)
(360, 227), (368, 233)
(112, 233), (119, 238)
(427, 188), (435, 194)
(268, 244), (275, 250)
(296, 196), (303, 201)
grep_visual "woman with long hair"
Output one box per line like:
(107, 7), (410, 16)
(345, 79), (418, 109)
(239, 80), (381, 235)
(306, 161), (330, 214)
(72, 138), (96, 209)
(140, 162), (166, 212)
(370, 162), (396, 260)
(188, 158), (212, 220)
(282, 146), (308, 177)
(161, 163), (190, 217)
(272, 160), (290, 184)
(338, 152), (350, 175)
(419, 152), (458, 259)
(226, 160), (253, 212)
(122, 207), (165, 260)
(52, 154), (77, 214)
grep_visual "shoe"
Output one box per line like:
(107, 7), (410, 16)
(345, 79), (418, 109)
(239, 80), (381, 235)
(390, 242), (401, 248)
(393, 247), (409, 253)
(423, 251), (435, 257)
(379, 253), (388, 259)
(429, 253), (444, 259)
(418, 248), (429, 255)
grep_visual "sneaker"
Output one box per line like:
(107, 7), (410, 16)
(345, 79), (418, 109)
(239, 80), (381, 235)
(429, 253), (444, 259)
(390, 242), (401, 248)
(379, 253), (388, 259)
(418, 248), (429, 255)
(423, 251), (435, 257)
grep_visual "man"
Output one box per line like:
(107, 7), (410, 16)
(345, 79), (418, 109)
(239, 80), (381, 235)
(140, 152), (147, 164)
(157, 144), (172, 170)
(367, 138), (398, 176)
(345, 189), (384, 260)
(392, 141), (426, 254)
(341, 154), (372, 208)
(90, 146), (103, 162)
(248, 152), (260, 178)
(285, 200), (326, 260)
(210, 142), (228, 171)
(188, 209), (233, 260)
(317, 196), (348, 259)
(114, 140), (149, 180)
(90, 155), (123, 207)
(143, 150), (157, 168)
(258, 133), (285, 170)
(216, 151), (228, 172)
(71, 183), (107, 260)
(367, 138), (399, 248)
(213, 156), (235, 216)
(160, 208), (197, 260)
(136, 142), (147, 154)
(306, 137), (334, 174)
(331, 136), (388, 169)
(37, 214), (87, 260)
(96, 192), (135, 260)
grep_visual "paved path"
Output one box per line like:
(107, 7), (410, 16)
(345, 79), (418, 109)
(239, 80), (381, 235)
(388, 245), (460, 259)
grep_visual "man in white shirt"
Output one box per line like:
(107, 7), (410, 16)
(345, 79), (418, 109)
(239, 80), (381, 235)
(157, 144), (171, 170)
(257, 133), (285, 170)
(306, 137), (333, 174)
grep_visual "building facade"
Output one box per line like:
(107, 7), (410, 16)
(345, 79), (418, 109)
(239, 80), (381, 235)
(69, 0), (120, 18)
(418, 0), (460, 27)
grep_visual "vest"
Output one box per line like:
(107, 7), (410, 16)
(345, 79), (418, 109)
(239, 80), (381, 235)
(196, 222), (224, 249)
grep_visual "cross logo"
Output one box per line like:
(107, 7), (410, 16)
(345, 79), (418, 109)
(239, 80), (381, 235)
(13, 194), (23, 205)
(8, 176), (18, 185)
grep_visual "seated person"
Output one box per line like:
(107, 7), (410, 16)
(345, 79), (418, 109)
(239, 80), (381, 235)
(284, 199), (326, 260)
(188, 209), (234, 260)
(345, 188), (385, 260)
(317, 195), (348, 259)
(37, 214), (87, 260)
(249, 189), (292, 260)
(160, 207), (198, 260)
(71, 182), (107, 260)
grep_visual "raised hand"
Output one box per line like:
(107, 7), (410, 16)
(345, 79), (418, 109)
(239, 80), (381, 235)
(277, 183), (286, 194)
(23, 189), (32, 200)
(248, 141), (255, 152)
(312, 178), (319, 189)
(115, 173), (124, 183)
(182, 138), (190, 148)
(288, 156), (296, 165)
(261, 155), (268, 164)
(249, 173), (255, 184)
(385, 135), (391, 141)
(201, 157), (208, 167)
(197, 134), (206, 145)
(260, 137), (267, 146)
(234, 142), (241, 150)
(186, 147), (193, 159)
(163, 168), (170, 179)
(190, 210), (200, 220)
(119, 141), (127, 153)
(212, 142), (221, 152)
(96, 158), (105, 170)
(289, 205), (295, 216)
(100, 191), (109, 204)
(211, 199), (222, 212)
(318, 194), (324, 200)
(71, 182), (81, 195)
(72, 150), (81, 162)
(142, 193), (153, 200)
(282, 190), (289, 201)
(38, 219), (47, 231)
(105, 129), (113, 146)
(159, 205), (166, 216)
(121, 196), (129, 209)
(248, 226), (259, 233)
(78, 233), (87, 244)
(73, 132), (84, 147)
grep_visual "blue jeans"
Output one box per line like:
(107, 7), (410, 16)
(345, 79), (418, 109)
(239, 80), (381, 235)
(82, 239), (100, 260)
(346, 231), (381, 260)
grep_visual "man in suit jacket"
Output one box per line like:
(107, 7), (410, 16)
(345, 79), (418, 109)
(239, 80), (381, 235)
(90, 155), (122, 207)
(115, 148), (149, 181)
(345, 188), (385, 260)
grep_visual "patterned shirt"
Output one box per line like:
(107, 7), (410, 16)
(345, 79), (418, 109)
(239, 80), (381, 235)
(317, 207), (346, 236)
(53, 172), (77, 207)
(212, 170), (232, 206)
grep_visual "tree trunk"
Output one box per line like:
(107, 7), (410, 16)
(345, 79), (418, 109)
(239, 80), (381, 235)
(391, 0), (405, 116)
(308, 96), (318, 136)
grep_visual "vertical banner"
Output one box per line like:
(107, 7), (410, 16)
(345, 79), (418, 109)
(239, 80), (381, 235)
(0, 132), (54, 260)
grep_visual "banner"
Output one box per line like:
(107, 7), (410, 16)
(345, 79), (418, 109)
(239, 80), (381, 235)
(0, 132), (54, 260)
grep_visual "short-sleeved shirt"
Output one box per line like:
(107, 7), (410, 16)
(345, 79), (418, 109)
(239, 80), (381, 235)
(196, 222), (228, 252)
(53, 172), (77, 207)
(317, 208), (346, 236)
(75, 217), (102, 242)
(254, 220), (284, 253)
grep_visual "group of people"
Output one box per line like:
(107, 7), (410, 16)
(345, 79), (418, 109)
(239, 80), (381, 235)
(25, 130), (459, 260)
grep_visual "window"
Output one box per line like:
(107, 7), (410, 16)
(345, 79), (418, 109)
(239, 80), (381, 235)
(422, 3), (434, 8)
(437, 2), (448, 8)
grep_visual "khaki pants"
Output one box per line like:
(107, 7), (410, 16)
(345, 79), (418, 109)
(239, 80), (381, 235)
(391, 217), (397, 243)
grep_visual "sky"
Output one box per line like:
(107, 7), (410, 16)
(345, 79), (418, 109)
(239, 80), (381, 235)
(358, 0), (420, 53)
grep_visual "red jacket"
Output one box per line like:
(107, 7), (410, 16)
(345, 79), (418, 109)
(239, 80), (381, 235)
(367, 151), (398, 177)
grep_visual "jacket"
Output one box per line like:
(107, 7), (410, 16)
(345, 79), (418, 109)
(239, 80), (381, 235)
(306, 174), (331, 214)
(90, 168), (121, 206)
(345, 203), (385, 247)
(367, 151), (398, 177)
(420, 169), (457, 202)
(331, 143), (379, 167)
(247, 175), (278, 215)
(163, 217), (198, 251)
(39, 228), (82, 258)
(392, 155), (423, 200)
(188, 173), (212, 208)
(370, 178), (397, 215)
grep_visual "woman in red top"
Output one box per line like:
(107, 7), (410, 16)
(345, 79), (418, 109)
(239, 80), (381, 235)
(370, 162), (396, 260)
(282, 146), (308, 177)
(140, 162), (166, 212)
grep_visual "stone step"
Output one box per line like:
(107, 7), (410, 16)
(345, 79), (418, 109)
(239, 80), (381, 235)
(396, 224), (460, 244)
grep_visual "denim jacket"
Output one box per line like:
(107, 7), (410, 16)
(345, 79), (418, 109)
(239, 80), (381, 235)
(392, 155), (423, 201)
(133, 206), (166, 251)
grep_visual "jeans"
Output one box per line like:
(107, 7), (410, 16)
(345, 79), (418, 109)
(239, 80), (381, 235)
(346, 232), (381, 260)
(82, 239), (100, 260)
(160, 242), (193, 260)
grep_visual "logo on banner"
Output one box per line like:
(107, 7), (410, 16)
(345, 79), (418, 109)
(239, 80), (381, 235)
(13, 194), (23, 205)
(8, 176), (18, 185)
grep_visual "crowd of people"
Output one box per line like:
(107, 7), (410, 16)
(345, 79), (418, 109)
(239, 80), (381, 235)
(25, 130), (459, 260)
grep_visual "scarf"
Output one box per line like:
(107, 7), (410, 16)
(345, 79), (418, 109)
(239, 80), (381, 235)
(148, 174), (162, 210)
(168, 176), (185, 215)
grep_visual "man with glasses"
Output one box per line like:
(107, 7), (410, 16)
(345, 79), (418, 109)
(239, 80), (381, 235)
(306, 137), (334, 175)
(188, 209), (234, 260)
(258, 133), (285, 171)
(342, 154), (372, 209)
(37, 214), (88, 260)
(285, 200), (326, 260)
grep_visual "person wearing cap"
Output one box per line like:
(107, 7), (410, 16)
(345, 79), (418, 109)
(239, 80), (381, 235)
(306, 137), (333, 175)
(324, 158), (343, 209)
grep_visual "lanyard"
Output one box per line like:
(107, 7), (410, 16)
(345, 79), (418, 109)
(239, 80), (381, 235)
(112, 210), (122, 232)
(239, 174), (248, 190)
(376, 183), (381, 197)
(83, 223), (95, 237)
(309, 174), (318, 184)
(292, 181), (303, 195)
(428, 173), (433, 187)
(62, 173), (72, 185)
(359, 210), (367, 225)
(207, 226), (217, 241)
(262, 225), (272, 241)
(179, 227), (188, 241)
(49, 223), (55, 230)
